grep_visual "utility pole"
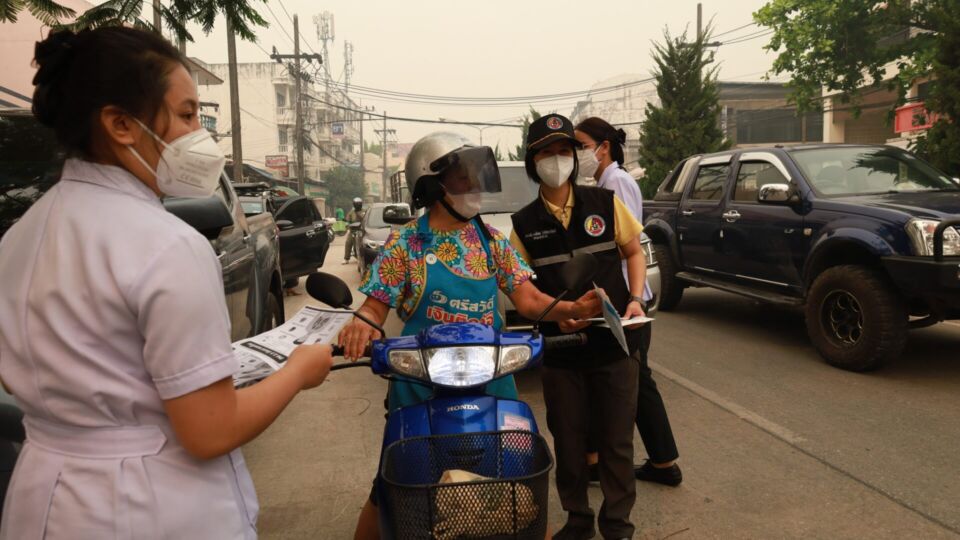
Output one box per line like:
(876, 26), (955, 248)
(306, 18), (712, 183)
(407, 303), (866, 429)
(376, 115), (396, 202)
(293, 15), (304, 194)
(697, 2), (702, 40)
(271, 20), (322, 196)
(226, 18), (244, 184)
(153, 0), (161, 32)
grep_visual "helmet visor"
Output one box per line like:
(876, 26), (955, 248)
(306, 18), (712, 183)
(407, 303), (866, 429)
(432, 146), (502, 195)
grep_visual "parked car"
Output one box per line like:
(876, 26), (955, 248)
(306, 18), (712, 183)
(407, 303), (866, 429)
(233, 182), (331, 288)
(643, 144), (960, 371)
(356, 202), (413, 275)
(481, 162), (661, 329)
(272, 196), (331, 287)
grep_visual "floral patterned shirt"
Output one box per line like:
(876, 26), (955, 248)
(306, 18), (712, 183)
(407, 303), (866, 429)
(359, 220), (535, 321)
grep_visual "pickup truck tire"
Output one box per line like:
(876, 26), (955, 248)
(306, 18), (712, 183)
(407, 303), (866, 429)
(653, 244), (684, 311)
(805, 265), (907, 372)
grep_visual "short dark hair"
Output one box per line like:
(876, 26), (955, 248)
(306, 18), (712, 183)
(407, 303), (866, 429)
(31, 26), (188, 157)
(574, 117), (627, 169)
(523, 140), (580, 185)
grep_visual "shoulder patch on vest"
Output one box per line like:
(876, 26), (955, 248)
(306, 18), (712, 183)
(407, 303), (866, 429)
(584, 215), (606, 237)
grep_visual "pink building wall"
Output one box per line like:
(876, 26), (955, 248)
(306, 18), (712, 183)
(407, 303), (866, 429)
(0, 0), (93, 108)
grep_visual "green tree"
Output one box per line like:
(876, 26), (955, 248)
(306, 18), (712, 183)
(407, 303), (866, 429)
(755, 0), (959, 175)
(1, 0), (268, 43)
(0, 0), (75, 26)
(508, 107), (543, 161)
(913, 10), (960, 176)
(324, 165), (365, 214)
(638, 28), (730, 199)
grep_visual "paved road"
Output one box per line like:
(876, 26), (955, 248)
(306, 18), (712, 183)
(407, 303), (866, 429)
(243, 236), (960, 539)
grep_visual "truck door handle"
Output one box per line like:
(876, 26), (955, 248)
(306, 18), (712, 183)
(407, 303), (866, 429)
(722, 210), (741, 222)
(681, 209), (696, 217)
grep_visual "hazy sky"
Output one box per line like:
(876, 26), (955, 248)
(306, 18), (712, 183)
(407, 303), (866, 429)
(184, 0), (783, 152)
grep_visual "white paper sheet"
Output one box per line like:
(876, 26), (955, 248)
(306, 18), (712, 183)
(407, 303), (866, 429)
(232, 306), (353, 388)
(593, 283), (629, 355)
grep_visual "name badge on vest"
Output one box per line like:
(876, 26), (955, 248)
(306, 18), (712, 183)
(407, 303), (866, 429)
(524, 229), (556, 241)
(584, 215), (606, 237)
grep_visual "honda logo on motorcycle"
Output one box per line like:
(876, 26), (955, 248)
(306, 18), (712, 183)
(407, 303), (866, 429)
(447, 404), (481, 413)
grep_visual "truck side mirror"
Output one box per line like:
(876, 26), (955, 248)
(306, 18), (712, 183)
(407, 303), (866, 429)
(758, 183), (798, 205)
(164, 196), (234, 240)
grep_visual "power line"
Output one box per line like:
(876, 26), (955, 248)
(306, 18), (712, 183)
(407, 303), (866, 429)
(721, 29), (775, 45)
(303, 95), (524, 127)
(713, 21), (758, 38)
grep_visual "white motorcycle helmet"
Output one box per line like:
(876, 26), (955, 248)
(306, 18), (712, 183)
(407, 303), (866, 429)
(405, 132), (501, 210)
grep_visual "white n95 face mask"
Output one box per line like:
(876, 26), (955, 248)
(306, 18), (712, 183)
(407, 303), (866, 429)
(446, 192), (483, 220)
(577, 147), (601, 178)
(536, 155), (575, 188)
(128, 118), (226, 198)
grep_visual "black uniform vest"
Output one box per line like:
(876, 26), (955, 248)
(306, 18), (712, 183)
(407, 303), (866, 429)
(511, 185), (640, 368)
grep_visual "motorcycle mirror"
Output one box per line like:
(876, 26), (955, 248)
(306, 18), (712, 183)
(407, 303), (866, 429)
(305, 273), (387, 338)
(306, 273), (353, 308)
(560, 253), (599, 292)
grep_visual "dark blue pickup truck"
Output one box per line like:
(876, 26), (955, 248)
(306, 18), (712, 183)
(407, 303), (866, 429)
(643, 144), (960, 371)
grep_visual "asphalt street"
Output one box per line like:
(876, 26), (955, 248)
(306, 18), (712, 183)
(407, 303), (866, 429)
(242, 236), (960, 539)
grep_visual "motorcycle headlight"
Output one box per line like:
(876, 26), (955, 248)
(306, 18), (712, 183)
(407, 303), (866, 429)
(388, 349), (425, 379)
(496, 345), (532, 377)
(423, 346), (496, 387)
(363, 239), (384, 250)
(906, 219), (960, 256)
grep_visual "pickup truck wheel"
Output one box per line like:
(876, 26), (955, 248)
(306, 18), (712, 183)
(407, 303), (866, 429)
(653, 244), (684, 311)
(262, 293), (283, 331)
(805, 265), (907, 372)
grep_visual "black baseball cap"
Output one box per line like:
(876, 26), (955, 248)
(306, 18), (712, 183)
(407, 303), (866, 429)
(525, 113), (583, 154)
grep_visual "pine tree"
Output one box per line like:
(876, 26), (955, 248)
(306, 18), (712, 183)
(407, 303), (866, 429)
(508, 107), (544, 161)
(638, 28), (730, 198)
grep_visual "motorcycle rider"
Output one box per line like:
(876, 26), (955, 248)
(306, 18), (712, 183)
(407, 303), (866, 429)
(337, 132), (602, 540)
(343, 197), (365, 263)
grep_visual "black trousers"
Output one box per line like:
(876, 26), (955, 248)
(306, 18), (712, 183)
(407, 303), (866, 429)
(542, 354), (639, 539)
(587, 324), (680, 464)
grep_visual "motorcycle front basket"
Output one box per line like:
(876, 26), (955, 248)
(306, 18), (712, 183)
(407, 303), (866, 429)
(380, 430), (553, 540)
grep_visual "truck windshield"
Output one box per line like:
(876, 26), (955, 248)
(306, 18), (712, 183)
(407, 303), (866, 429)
(790, 146), (958, 196)
(480, 166), (539, 214)
(0, 113), (66, 237)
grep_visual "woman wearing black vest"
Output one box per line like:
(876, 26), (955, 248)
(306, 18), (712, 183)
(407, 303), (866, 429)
(509, 114), (646, 540)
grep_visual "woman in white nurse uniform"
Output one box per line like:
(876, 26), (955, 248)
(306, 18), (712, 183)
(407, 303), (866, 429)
(0, 27), (334, 539)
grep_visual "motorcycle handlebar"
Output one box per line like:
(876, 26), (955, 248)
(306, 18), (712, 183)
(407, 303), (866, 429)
(543, 333), (588, 350)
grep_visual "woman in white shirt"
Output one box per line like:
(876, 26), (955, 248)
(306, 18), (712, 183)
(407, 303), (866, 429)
(0, 27), (333, 539)
(574, 117), (683, 488)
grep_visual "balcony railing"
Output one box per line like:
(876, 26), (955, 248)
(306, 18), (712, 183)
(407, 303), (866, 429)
(894, 102), (940, 133)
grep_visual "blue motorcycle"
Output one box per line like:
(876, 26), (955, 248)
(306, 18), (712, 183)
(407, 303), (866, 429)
(305, 254), (597, 540)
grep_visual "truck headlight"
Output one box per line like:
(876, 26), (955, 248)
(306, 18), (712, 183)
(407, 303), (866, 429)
(363, 239), (384, 250)
(423, 347), (496, 387)
(906, 219), (960, 256)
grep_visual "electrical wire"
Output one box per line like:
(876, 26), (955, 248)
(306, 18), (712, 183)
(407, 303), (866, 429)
(713, 21), (758, 38)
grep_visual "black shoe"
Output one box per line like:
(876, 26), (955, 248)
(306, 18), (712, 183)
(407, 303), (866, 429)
(634, 460), (682, 486)
(552, 523), (596, 540)
(587, 462), (600, 483)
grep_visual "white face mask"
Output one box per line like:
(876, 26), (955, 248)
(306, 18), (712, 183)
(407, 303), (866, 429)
(445, 192), (483, 220)
(536, 155), (575, 188)
(577, 147), (601, 178)
(128, 119), (226, 198)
